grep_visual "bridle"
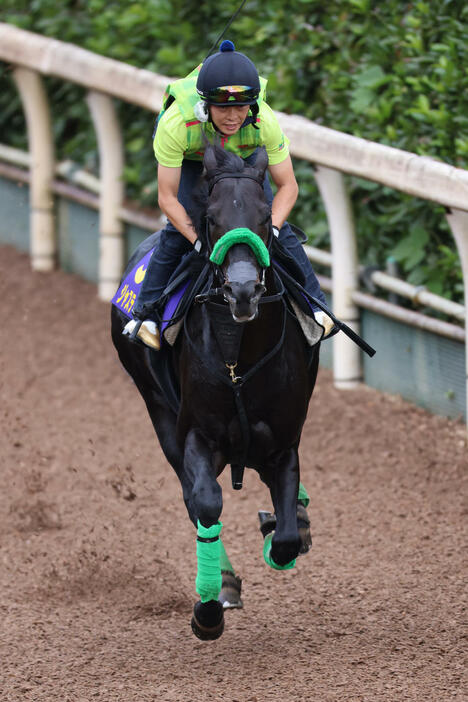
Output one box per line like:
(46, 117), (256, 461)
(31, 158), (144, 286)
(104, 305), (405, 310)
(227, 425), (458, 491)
(201, 170), (277, 292)
(207, 171), (265, 196)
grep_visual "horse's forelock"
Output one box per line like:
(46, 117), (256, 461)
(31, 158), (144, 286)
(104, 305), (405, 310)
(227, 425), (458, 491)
(207, 144), (245, 177)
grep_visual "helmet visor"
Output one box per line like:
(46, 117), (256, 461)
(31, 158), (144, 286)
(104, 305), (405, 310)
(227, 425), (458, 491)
(200, 85), (259, 105)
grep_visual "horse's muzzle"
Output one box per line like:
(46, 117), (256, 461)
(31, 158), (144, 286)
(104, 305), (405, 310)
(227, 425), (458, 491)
(222, 281), (266, 323)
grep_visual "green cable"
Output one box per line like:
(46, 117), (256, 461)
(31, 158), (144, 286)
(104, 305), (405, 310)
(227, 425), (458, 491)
(195, 520), (223, 603)
(209, 228), (270, 267)
(298, 482), (310, 507)
(263, 533), (296, 571)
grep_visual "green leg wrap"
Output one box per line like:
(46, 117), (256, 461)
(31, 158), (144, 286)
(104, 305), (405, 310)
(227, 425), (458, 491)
(219, 538), (234, 573)
(263, 533), (296, 571)
(196, 520), (223, 603)
(297, 482), (310, 507)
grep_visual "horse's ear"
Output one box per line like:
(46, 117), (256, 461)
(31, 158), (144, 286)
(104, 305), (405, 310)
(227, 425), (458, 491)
(253, 146), (268, 179)
(203, 144), (218, 177)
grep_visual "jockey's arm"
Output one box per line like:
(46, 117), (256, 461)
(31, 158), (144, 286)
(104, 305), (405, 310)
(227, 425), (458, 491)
(268, 155), (299, 230)
(157, 164), (198, 244)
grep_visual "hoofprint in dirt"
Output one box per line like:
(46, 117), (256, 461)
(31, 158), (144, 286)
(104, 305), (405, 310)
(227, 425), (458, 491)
(1, 244), (466, 702)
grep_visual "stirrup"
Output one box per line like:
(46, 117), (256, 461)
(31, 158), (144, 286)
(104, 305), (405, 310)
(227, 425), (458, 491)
(123, 319), (160, 350)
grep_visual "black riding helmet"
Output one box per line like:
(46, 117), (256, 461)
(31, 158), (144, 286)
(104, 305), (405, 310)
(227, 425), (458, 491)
(196, 40), (260, 106)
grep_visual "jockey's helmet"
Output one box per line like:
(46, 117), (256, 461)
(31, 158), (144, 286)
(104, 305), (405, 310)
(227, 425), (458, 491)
(196, 40), (260, 106)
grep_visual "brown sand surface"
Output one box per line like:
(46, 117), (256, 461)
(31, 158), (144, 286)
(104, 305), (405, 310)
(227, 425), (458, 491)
(1, 244), (466, 701)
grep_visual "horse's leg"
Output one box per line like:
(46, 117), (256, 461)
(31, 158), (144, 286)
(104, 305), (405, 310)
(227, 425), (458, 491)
(183, 428), (225, 640)
(131, 381), (242, 616)
(263, 447), (302, 568)
(114, 343), (241, 613)
(259, 480), (312, 556)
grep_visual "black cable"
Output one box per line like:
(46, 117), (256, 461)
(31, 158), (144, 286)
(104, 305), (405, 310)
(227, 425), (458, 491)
(204, 0), (248, 59)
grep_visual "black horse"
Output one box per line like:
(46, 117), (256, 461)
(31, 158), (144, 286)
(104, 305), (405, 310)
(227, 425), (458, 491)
(111, 144), (321, 640)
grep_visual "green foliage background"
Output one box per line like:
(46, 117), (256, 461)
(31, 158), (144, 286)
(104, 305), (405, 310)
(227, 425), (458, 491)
(0, 0), (466, 302)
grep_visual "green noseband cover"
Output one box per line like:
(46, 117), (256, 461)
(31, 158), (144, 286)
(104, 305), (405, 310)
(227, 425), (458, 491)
(209, 228), (270, 268)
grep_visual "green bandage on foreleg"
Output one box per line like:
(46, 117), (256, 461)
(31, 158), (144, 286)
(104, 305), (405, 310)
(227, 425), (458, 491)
(297, 482), (310, 507)
(263, 533), (296, 571)
(209, 228), (270, 268)
(196, 520), (223, 603)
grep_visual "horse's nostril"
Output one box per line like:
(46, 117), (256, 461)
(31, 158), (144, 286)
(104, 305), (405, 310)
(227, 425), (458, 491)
(255, 283), (266, 297)
(222, 283), (233, 299)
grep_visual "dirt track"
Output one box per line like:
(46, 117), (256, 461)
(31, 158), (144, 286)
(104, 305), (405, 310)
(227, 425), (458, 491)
(1, 244), (466, 701)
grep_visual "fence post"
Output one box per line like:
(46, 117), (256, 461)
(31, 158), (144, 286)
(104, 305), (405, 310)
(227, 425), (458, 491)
(13, 67), (56, 271)
(313, 166), (362, 388)
(86, 90), (124, 301)
(445, 208), (468, 426)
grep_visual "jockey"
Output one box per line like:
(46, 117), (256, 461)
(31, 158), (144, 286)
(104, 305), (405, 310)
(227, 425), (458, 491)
(124, 40), (333, 349)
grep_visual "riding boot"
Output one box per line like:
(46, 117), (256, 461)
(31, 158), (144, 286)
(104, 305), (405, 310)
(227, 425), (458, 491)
(123, 318), (161, 350)
(123, 225), (193, 349)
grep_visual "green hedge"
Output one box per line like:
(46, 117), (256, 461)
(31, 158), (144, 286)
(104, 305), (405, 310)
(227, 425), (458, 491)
(0, 0), (465, 304)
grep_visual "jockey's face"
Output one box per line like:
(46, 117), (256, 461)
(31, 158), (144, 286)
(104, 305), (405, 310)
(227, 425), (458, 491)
(210, 104), (250, 136)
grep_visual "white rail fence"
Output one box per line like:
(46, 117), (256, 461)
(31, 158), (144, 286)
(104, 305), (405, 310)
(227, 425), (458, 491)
(0, 24), (466, 417)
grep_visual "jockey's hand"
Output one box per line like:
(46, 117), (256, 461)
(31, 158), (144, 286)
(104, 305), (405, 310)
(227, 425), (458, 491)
(315, 310), (335, 338)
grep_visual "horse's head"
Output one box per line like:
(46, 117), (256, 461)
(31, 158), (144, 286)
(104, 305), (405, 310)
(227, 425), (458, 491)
(203, 144), (271, 322)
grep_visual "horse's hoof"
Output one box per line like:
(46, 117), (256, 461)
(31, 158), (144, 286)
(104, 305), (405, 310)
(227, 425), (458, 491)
(218, 570), (243, 609)
(191, 600), (225, 641)
(297, 503), (312, 555)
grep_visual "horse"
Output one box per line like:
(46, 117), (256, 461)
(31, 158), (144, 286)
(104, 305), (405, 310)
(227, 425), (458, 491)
(111, 144), (321, 640)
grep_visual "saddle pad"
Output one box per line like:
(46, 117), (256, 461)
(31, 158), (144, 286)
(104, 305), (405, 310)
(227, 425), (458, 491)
(111, 246), (156, 318)
(288, 298), (323, 346)
(161, 279), (190, 346)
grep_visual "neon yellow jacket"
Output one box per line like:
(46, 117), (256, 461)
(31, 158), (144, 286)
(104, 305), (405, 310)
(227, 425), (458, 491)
(154, 65), (290, 167)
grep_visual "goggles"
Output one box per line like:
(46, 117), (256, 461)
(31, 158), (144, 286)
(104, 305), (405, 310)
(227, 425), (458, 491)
(199, 85), (259, 105)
